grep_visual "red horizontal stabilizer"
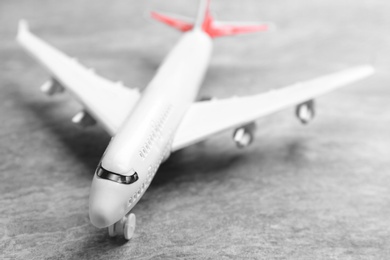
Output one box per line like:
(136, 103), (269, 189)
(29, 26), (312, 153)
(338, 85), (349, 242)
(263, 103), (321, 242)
(208, 23), (269, 38)
(151, 11), (194, 32)
(200, 3), (271, 38)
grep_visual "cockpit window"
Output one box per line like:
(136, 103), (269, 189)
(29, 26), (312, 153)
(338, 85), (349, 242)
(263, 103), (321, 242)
(96, 165), (138, 185)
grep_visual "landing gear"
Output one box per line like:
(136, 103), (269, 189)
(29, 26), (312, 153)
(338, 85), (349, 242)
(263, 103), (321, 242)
(108, 213), (136, 240)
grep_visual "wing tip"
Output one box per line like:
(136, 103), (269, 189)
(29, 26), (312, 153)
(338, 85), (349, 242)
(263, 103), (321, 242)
(18, 20), (29, 33)
(355, 64), (376, 77)
(265, 22), (277, 32)
(366, 64), (375, 74)
(17, 20), (30, 41)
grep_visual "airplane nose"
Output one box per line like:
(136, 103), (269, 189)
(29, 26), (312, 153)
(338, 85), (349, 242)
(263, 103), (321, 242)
(89, 175), (126, 228)
(89, 203), (115, 228)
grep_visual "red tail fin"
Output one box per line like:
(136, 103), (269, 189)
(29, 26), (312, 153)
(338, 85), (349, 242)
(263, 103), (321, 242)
(151, 0), (272, 38)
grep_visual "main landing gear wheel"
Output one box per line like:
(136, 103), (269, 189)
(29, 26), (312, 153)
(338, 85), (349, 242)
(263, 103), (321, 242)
(108, 213), (136, 240)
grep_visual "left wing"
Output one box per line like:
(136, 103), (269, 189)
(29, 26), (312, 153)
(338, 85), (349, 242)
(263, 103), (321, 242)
(172, 65), (374, 151)
(17, 20), (140, 135)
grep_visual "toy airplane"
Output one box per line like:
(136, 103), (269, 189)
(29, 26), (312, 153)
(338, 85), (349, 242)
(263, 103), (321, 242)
(17, 0), (374, 240)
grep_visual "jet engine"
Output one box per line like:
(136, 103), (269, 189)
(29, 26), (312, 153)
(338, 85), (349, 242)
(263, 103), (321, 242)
(295, 100), (315, 124)
(72, 110), (96, 127)
(40, 78), (64, 96)
(233, 122), (256, 148)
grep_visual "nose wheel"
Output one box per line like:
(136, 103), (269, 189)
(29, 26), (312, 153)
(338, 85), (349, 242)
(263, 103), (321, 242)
(108, 213), (136, 240)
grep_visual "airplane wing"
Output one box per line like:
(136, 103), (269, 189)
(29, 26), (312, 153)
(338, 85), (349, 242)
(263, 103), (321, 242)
(17, 20), (140, 135)
(171, 65), (374, 151)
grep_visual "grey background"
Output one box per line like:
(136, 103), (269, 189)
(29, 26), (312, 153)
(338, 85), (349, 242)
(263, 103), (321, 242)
(1, 0), (389, 259)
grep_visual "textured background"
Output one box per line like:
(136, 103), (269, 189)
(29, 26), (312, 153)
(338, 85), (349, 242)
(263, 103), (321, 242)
(1, 0), (390, 259)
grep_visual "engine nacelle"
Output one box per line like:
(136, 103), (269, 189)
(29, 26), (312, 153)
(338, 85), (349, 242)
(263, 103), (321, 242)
(233, 122), (256, 148)
(296, 100), (315, 124)
(72, 110), (96, 127)
(40, 78), (64, 96)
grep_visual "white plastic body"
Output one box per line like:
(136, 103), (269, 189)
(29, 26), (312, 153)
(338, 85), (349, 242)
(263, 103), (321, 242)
(89, 30), (213, 228)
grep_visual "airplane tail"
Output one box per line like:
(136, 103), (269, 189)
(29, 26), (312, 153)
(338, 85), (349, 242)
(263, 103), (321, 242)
(151, 0), (272, 38)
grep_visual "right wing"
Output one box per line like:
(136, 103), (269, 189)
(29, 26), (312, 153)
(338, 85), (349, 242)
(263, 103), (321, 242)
(172, 65), (374, 151)
(17, 20), (140, 135)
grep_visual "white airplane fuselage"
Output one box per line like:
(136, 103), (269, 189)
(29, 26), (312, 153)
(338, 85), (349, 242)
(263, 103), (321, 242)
(89, 30), (213, 228)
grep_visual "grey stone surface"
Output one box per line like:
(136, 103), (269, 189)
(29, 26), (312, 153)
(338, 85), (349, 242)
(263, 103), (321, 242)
(1, 0), (390, 259)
